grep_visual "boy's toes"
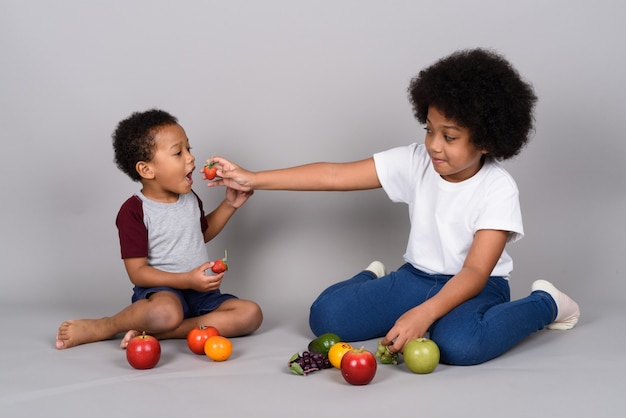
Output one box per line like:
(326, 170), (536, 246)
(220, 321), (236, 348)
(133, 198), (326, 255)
(120, 330), (140, 349)
(55, 337), (65, 349)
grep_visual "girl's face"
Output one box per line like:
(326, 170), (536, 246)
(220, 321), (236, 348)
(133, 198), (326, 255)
(140, 124), (196, 202)
(424, 107), (486, 183)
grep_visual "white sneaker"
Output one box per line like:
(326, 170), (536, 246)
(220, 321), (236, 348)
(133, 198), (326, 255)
(531, 280), (580, 330)
(365, 261), (386, 278)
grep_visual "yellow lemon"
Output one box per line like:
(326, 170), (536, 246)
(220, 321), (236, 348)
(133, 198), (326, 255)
(328, 342), (354, 369)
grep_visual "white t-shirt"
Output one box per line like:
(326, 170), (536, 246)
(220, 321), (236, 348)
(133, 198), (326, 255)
(373, 143), (523, 278)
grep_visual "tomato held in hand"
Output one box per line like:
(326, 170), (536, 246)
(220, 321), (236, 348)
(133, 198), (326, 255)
(202, 161), (217, 180)
(211, 250), (228, 274)
(186, 325), (220, 355)
(204, 335), (233, 361)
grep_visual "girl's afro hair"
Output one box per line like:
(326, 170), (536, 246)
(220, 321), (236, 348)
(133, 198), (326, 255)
(409, 48), (537, 160)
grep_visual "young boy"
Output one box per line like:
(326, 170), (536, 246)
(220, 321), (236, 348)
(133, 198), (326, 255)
(207, 49), (580, 365)
(56, 109), (262, 349)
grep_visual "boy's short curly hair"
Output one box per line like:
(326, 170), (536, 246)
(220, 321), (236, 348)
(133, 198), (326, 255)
(408, 48), (537, 160)
(112, 109), (178, 182)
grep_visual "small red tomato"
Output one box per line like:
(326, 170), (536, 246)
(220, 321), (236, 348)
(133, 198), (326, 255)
(186, 325), (220, 355)
(340, 348), (377, 385)
(202, 161), (217, 180)
(211, 250), (228, 274)
(126, 333), (161, 370)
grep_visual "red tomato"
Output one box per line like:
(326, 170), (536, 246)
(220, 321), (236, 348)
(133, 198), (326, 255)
(340, 348), (377, 385)
(211, 250), (228, 274)
(202, 161), (217, 180)
(186, 325), (220, 355)
(211, 260), (227, 274)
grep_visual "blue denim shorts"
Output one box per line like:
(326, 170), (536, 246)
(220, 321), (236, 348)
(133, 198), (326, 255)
(131, 287), (237, 319)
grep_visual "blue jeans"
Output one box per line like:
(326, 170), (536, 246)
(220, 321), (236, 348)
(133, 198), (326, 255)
(309, 263), (557, 365)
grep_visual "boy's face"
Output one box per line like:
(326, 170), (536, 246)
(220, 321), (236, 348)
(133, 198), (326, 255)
(139, 123), (196, 202)
(424, 107), (486, 183)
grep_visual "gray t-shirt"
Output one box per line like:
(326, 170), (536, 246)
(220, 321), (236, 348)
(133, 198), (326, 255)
(116, 191), (209, 273)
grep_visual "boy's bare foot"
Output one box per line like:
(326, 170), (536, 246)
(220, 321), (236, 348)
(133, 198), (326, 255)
(120, 330), (141, 349)
(56, 319), (115, 350)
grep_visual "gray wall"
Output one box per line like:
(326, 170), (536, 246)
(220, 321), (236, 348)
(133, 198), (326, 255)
(1, 1), (623, 320)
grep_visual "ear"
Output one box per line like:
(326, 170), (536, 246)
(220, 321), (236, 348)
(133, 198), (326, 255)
(136, 161), (155, 180)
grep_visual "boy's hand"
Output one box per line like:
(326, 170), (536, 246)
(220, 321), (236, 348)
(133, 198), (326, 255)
(206, 156), (254, 192)
(187, 262), (224, 292)
(225, 187), (254, 209)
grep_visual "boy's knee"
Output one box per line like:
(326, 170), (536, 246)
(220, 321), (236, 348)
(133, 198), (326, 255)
(147, 301), (184, 331)
(244, 302), (263, 332)
(227, 300), (263, 335)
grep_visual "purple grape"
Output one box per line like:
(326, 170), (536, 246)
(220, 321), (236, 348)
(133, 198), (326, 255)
(288, 351), (332, 376)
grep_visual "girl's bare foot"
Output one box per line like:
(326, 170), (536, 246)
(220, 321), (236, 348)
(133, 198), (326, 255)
(55, 319), (116, 350)
(120, 330), (140, 349)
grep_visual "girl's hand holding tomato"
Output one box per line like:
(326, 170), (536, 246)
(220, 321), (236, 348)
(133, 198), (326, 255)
(205, 156), (255, 192)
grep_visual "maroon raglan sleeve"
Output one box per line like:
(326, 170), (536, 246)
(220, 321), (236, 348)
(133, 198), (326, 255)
(115, 195), (149, 259)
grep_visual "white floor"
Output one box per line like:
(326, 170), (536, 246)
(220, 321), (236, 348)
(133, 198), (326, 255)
(1, 300), (623, 418)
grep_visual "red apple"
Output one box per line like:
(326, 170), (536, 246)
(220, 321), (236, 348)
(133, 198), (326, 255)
(402, 338), (440, 374)
(340, 348), (377, 385)
(126, 333), (161, 369)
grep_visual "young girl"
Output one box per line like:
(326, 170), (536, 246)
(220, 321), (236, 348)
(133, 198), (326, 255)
(208, 48), (580, 365)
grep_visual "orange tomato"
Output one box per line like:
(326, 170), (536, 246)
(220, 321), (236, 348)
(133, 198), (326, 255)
(204, 335), (233, 361)
(328, 342), (353, 369)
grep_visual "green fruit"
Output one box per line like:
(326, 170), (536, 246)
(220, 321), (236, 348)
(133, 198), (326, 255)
(307, 333), (341, 355)
(403, 338), (440, 374)
(375, 339), (398, 365)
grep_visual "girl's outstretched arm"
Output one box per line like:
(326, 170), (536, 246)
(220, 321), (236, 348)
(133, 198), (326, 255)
(208, 156), (381, 192)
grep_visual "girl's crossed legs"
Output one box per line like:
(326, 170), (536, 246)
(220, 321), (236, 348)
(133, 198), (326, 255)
(309, 263), (555, 365)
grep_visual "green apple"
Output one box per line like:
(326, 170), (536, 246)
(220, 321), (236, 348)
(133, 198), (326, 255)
(403, 338), (440, 374)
